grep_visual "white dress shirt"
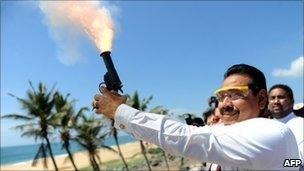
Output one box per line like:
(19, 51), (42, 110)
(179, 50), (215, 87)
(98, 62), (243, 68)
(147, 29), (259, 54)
(275, 112), (304, 164)
(114, 104), (300, 170)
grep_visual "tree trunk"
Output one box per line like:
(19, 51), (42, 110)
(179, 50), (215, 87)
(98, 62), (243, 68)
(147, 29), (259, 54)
(89, 153), (100, 171)
(45, 137), (59, 171)
(161, 150), (169, 171)
(140, 140), (151, 171)
(92, 155), (100, 171)
(112, 125), (129, 171)
(179, 157), (185, 170)
(64, 144), (78, 171)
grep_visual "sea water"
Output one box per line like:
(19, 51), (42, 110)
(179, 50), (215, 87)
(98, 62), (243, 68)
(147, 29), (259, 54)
(1, 135), (135, 165)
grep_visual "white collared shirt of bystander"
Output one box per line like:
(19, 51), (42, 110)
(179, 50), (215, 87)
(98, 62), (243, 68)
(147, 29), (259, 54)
(275, 112), (304, 165)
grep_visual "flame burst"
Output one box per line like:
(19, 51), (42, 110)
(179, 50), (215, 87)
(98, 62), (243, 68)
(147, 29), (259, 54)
(40, 1), (115, 53)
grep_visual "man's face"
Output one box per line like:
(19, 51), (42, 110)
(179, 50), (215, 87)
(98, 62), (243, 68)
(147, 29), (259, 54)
(268, 88), (293, 118)
(217, 74), (262, 125)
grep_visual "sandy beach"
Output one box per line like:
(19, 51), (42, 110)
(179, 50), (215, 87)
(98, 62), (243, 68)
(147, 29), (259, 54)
(1, 141), (142, 171)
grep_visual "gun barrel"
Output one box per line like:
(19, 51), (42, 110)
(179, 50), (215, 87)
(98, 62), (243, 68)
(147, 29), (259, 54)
(100, 51), (116, 73)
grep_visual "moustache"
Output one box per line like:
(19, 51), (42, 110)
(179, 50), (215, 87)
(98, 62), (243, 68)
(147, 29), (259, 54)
(220, 106), (240, 116)
(272, 103), (283, 109)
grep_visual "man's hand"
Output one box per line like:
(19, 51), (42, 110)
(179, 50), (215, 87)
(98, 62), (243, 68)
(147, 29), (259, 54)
(92, 86), (127, 119)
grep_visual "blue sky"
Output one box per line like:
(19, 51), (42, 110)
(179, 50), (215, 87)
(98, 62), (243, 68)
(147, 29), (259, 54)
(1, 1), (303, 147)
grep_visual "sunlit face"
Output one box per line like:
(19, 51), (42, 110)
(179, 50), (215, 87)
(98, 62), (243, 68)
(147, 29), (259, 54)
(268, 88), (293, 119)
(217, 74), (264, 125)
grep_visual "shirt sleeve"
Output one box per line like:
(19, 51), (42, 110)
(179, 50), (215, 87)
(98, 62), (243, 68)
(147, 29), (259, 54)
(114, 104), (299, 170)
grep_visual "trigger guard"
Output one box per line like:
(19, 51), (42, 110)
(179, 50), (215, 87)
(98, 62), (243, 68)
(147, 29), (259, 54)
(98, 82), (106, 93)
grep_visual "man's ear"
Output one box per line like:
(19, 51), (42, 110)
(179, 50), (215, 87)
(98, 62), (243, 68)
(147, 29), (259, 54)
(258, 89), (268, 110)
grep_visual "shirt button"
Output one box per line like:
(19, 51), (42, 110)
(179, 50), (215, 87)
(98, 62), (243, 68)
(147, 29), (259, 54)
(119, 124), (125, 129)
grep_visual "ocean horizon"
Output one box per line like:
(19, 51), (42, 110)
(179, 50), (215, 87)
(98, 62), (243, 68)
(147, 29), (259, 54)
(1, 134), (135, 166)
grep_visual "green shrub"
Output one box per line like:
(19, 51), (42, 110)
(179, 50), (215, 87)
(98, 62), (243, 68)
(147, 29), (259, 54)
(147, 147), (163, 154)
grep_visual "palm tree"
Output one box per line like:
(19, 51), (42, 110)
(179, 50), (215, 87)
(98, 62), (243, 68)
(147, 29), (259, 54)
(53, 91), (89, 171)
(73, 114), (116, 171)
(150, 106), (170, 170)
(1, 81), (59, 170)
(126, 91), (153, 171)
(110, 121), (129, 171)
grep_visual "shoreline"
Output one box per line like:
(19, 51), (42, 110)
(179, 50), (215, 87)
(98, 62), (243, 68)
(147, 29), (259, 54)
(4, 154), (69, 167)
(1, 141), (141, 170)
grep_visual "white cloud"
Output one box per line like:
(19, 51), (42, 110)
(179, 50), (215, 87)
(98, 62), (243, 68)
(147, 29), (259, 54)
(272, 56), (304, 78)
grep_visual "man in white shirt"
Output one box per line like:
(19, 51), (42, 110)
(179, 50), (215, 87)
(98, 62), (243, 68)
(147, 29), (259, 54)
(93, 64), (300, 170)
(268, 84), (304, 168)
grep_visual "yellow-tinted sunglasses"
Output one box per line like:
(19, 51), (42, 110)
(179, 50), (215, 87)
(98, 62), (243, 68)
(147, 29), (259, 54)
(214, 85), (250, 102)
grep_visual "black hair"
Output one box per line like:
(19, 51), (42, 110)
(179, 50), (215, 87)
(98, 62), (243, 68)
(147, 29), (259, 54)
(184, 114), (205, 127)
(203, 96), (219, 124)
(202, 107), (213, 124)
(208, 96), (218, 108)
(269, 84), (294, 102)
(192, 117), (205, 127)
(224, 64), (267, 95)
(224, 64), (268, 115)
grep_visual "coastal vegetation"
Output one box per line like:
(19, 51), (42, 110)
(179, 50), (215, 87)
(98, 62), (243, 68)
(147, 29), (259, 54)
(73, 115), (116, 171)
(2, 82), (59, 170)
(2, 81), (203, 171)
(80, 146), (201, 171)
(52, 91), (88, 171)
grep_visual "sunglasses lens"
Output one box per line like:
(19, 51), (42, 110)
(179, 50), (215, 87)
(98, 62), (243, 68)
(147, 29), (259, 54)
(216, 88), (249, 102)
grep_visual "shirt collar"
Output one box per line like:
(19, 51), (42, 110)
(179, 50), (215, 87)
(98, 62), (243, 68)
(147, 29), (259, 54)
(274, 112), (296, 123)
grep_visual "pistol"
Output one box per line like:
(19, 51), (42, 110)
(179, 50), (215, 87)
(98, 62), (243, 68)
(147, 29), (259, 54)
(99, 51), (123, 93)
(93, 51), (123, 111)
